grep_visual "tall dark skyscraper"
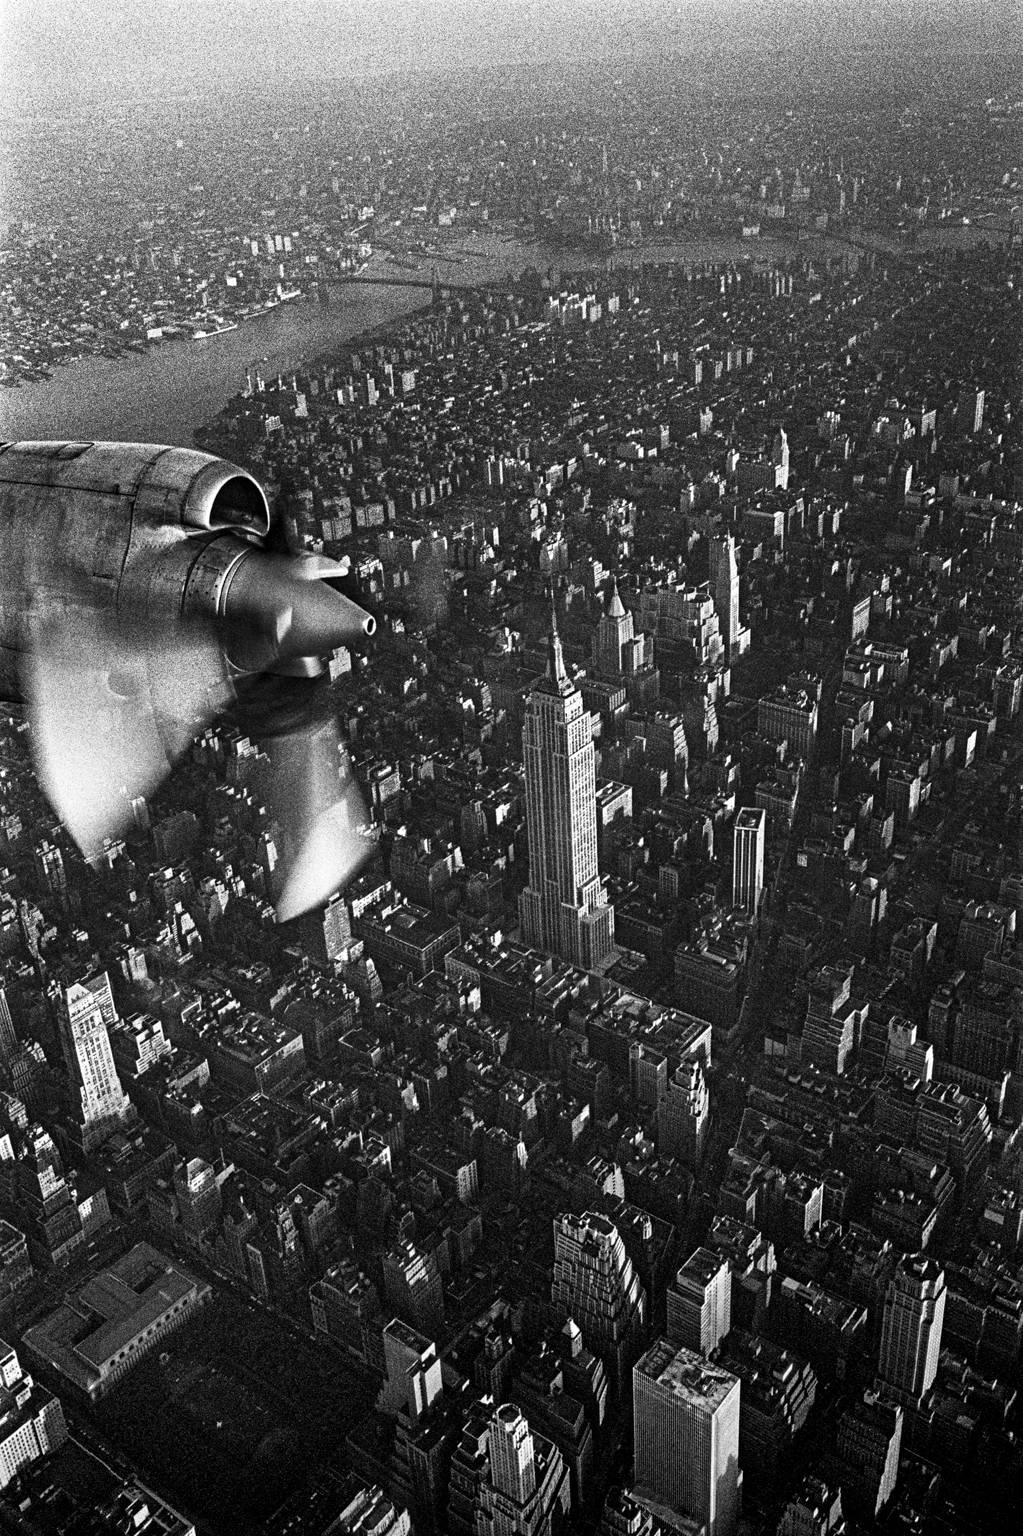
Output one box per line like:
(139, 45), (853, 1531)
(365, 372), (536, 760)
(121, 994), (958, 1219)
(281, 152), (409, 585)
(0, 987), (17, 1063)
(520, 619), (615, 970)
(709, 534), (739, 657)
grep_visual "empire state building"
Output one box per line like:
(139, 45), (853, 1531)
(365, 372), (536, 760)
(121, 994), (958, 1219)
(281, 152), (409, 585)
(519, 618), (615, 970)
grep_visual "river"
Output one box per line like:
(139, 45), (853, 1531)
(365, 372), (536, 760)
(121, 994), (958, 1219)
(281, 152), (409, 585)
(0, 224), (1008, 450)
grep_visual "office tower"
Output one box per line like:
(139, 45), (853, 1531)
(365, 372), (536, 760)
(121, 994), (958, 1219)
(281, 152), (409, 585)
(877, 1254), (946, 1406)
(310, 1257), (382, 1363)
(59, 974), (131, 1153)
(490, 1403), (536, 1503)
(835, 1390), (902, 1518)
(381, 1321), (453, 1536)
(109, 1012), (172, 1082)
(592, 582), (651, 681)
(776, 1477), (845, 1536)
(773, 428), (790, 490)
(0, 1339), (67, 1490)
(12, 1125), (85, 1268)
(667, 1248), (732, 1356)
(958, 387), (984, 435)
(706, 1215), (777, 1332)
(170, 1157), (224, 1241)
(732, 807), (766, 917)
(710, 534), (739, 655)
(0, 987), (16, 1063)
(478, 1403), (571, 1536)
(658, 1059), (710, 1169)
(552, 1212), (647, 1394)
(381, 1238), (445, 1337)
(632, 1338), (741, 1536)
(630, 1043), (668, 1110)
(801, 966), (862, 1076)
(378, 1319), (444, 1423)
(0, 1222), (31, 1301)
(33, 841), (67, 906)
(717, 1331), (816, 1501)
(520, 618), (615, 971)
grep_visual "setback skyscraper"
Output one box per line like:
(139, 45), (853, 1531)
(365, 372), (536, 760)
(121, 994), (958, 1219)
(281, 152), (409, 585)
(876, 1253), (945, 1406)
(520, 618), (615, 970)
(552, 1211), (646, 1394)
(59, 973), (131, 1153)
(709, 534), (739, 656)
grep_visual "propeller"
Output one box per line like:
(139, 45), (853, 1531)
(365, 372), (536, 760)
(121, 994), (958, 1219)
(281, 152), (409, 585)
(22, 546), (376, 920)
(226, 672), (373, 921)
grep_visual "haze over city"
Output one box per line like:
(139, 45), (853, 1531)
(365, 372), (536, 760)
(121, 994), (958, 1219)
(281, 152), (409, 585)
(3, 0), (1022, 101)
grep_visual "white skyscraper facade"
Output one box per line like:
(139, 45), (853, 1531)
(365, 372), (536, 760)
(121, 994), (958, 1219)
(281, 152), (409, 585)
(478, 1402), (571, 1536)
(633, 1338), (741, 1536)
(520, 623), (615, 970)
(877, 1254), (946, 1406)
(60, 973), (131, 1152)
(732, 807), (766, 916)
(489, 1403), (536, 1503)
(667, 1248), (732, 1357)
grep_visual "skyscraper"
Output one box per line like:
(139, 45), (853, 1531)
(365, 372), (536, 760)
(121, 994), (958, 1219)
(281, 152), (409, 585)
(552, 1212), (647, 1394)
(520, 619), (615, 970)
(378, 1318), (444, 1424)
(59, 973), (131, 1153)
(732, 807), (766, 917)
(469, 1403), (572, 1536)
(773, 428), (790, 490)
(0, 987), (17, 1064)
(667, 1248), (732, 1356)
(877, 1254), (946, 1406)
(632, 1338), (741, 1536)
(381, 1238), (445, 1337)
(591, 581), (651, 681)
(489, 1403), (536, 1504)
(658, 1058), (710, 1168)
(0, 1339), (67, 1490)
(709, 535), (739, 656)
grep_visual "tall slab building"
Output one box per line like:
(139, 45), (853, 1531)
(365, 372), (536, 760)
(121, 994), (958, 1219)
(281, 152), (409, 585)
(877, 1253), (946, 1407)
(633, 1338), (741, 1536)
(709, 534), (740, 656)
(732, 807), (766, 917)
(520, 621), (615, 970)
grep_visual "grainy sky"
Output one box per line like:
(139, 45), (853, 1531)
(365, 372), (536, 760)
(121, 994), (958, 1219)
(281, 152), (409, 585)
(1, 0), (1019, 104)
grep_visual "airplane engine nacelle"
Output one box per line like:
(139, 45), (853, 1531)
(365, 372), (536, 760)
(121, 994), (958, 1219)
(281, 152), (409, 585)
(0, 440), (376, 918)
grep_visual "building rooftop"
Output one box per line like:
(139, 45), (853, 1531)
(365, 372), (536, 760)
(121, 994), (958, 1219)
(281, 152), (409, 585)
(634, 1337), (739, 1408)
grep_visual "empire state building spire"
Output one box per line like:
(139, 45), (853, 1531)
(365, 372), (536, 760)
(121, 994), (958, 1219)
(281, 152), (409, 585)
(544, 601), (572, 694)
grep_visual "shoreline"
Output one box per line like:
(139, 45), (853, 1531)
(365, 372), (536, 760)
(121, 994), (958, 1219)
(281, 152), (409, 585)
(1, 223), (1011, 449)
(4, 220), (1008, 395)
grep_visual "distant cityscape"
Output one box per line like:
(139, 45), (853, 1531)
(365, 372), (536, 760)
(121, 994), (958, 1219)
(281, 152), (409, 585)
(0, 29), (1023, 1536)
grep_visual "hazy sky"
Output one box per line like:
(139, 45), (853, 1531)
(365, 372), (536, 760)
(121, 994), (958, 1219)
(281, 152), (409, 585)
(2, 0), (1020, 105)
